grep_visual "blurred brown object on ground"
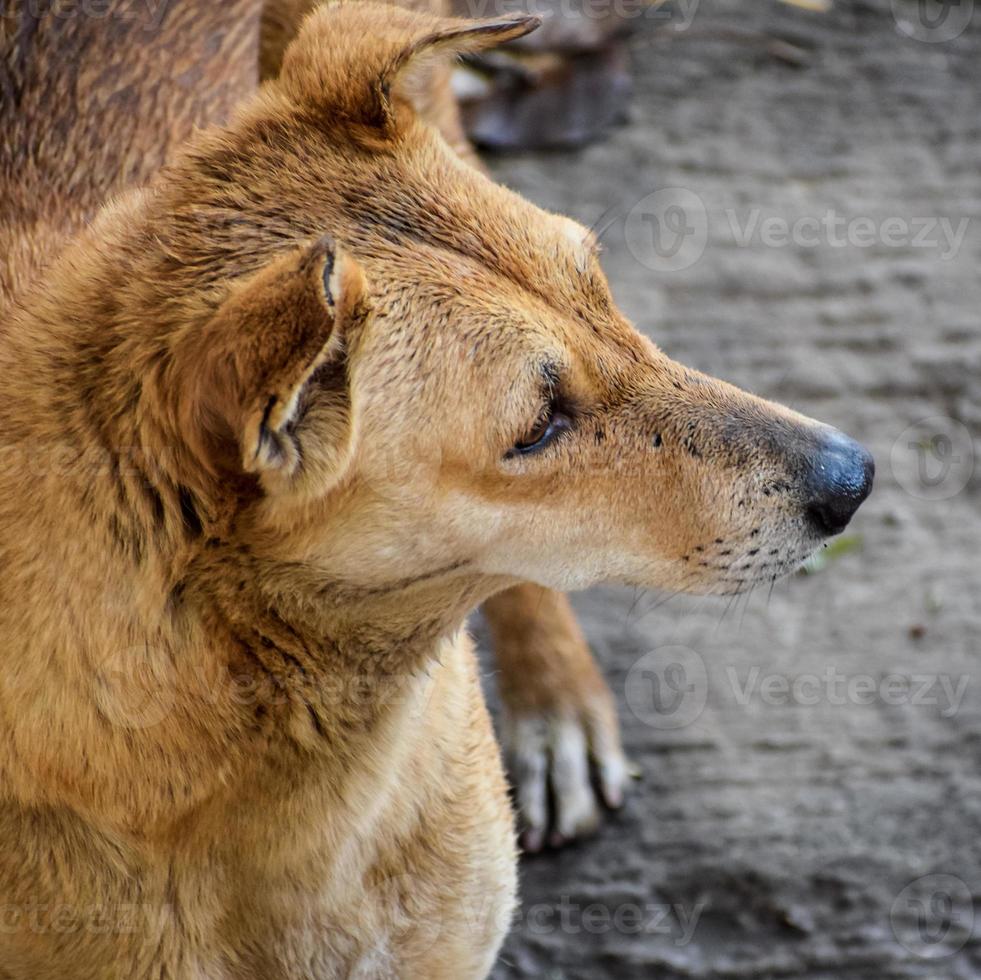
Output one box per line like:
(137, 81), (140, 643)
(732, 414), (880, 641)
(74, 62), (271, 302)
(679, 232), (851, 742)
(451, 0), (638, 149)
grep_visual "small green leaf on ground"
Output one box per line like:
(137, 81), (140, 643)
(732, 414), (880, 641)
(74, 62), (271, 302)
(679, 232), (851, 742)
(800, 534), (864, 575)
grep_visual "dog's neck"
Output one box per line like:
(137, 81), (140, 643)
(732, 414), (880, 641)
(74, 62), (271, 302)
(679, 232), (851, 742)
(188, 538), (502, 683)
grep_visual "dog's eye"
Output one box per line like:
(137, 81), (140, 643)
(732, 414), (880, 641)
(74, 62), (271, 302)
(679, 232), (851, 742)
(510, 401), (571, 457)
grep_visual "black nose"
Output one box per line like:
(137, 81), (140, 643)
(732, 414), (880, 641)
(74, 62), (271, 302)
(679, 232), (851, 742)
(803, 430), (875, 536)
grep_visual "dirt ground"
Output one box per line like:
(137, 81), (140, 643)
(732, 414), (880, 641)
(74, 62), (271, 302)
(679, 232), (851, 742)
(475, 1), (981, 976)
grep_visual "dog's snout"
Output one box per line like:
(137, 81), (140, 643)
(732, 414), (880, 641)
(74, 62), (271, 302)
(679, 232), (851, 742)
(801, 430), (874, 536)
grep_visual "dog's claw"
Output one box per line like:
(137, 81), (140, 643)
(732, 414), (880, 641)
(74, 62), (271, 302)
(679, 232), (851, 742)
(508, 715), (550, 852)
(599, 768), (625, 810)
(591, 718), (630, 810)
(550, 717), (601, 841)
(504, 704), (629, 853)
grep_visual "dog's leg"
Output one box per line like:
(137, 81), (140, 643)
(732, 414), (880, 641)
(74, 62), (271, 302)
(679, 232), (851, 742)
(483, 584), (630, 852)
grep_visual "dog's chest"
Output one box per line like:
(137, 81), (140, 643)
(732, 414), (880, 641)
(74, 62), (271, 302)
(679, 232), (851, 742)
(0, 634), (516, 979)
(214, 635), (518, 977)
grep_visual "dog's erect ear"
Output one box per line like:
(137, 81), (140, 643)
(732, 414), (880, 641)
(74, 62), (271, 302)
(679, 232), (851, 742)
(279, 2), (540, 132)
(173, 237), (366, 487)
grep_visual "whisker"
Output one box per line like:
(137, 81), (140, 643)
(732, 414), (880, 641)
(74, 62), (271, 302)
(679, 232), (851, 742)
(625, 586), (644, 623)
(737, 582), (757, 632)
(715, 588), (740, 632)
(638, 587), (683, 618)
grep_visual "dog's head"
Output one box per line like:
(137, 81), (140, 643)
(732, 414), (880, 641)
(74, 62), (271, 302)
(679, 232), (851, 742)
(47, 3), (873, 612)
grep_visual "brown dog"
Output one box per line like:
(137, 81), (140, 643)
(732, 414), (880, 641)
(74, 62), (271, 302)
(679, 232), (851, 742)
(2, 0), (627, 856)
(0, 1), (873, 976)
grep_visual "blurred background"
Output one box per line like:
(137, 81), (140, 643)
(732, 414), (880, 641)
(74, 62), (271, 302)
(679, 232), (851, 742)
(469, 0), (981, 976)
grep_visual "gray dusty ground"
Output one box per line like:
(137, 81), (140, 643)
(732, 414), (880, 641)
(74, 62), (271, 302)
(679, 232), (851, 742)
(474, 1), (981, 976)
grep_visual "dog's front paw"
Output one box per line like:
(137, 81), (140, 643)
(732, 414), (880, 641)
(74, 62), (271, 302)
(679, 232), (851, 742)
(502, 686), (630, 853)
(483, 584), (633, 852)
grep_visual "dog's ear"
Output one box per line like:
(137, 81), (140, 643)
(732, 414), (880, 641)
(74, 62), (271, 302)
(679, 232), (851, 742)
(173, 236), (366, 489)
(279, 2), (540, 133)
